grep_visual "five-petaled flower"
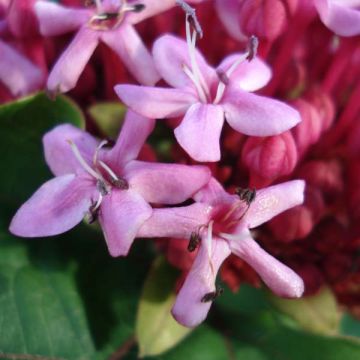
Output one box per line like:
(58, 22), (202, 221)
(138, 178), (305, 327)
(35, 0), (180, 94)
(115, 15), (301, 162)
(9, 111), (211, 257)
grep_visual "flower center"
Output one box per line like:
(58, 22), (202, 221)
(68, 139), (128, 219)
(88, 0), (145, 31)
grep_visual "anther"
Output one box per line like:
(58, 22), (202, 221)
(176, 0), (203, 38)
(235, 187), (256, 206)
(131, 4), (145, 13)
(201, 286), (224, 303)
(216, 70), (229, 85)
(246, 35), (259, 61)
(111, 177), (129, 190)
(87, 199), (100, 224)
(188, 231), (201, 252)
(96, 179), (110, 196)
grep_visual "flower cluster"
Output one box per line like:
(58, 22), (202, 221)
(4, 0), (360, 327)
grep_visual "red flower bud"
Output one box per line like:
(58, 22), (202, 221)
(242, 131), (298, 187)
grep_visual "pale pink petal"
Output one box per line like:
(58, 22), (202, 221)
(138, 203), (211, 239)
(0, 40), (43, 96)
(115, 84), (196, 118)
(215, 0), (247, 41)
(47, 26), (99, 94)
(99, 189), (152, 257)
(152, 34), (217, 89)
(229, 231), (304, 297)
(174, 103), (225, 162)
(222, 85), (301, 136)
(104, 111), (155, 166)
(217, 55), (272, 92)
(9, 174), (95, 237)
(246, 180), (305, 228)
(43, 124), (99, 177)
(194, 178), (231, 205)
(314, 0), (360, 36)
(172, 236), (231, 328)
(35, 1), (91, 36)
(125, 160), (211, 204)
(101, 24), (160, 86)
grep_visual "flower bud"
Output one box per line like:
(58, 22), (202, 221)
(238, 0), (298, 41)
(291, 98), (322, 157)
(242, 131), (298, 187)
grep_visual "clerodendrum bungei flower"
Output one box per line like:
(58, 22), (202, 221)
(35, 0), (180, 94)
(115, 9), (301, 162)
(138, 178), (305, 327)
(9, 111), (211, 257)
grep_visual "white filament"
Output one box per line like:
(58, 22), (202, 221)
(99, 160), (120, 181)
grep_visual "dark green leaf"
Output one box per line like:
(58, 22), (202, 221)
(0, 92), (84, 206)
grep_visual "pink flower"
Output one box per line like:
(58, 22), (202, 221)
(9, 111), (211, 257)
(35, 0), (178, 94)
(115, 18), (300, 162)
(139, 178), (305, 327)
(314, 0), (360, 36)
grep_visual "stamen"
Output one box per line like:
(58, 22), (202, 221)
(176, 0), (203, 38)
(219, 232), (249, 242)
(123, 3), (145, 13)
(98, 160), (129, 189)
(96, 179), (110, 196)
(201, 286), (223, 303)
(67, 140), (103, 180)
(213, 36), (259, 104)
(246, 35), (259, 61)
(182, 64), (207, 103)
(98, 160), (119, 181)
(93, 140), (108, 165)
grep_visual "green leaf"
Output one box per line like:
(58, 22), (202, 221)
(0, 92), (84, 206)
(217, 286), (360, 360)
(269, 286), (341, 335)
(137, 257), (192, 357)
(88, 101), (126, 139)
(157, 325), (229, 360)
(341, 313), (360, 338)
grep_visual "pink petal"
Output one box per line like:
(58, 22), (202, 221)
(222, 85), (301, 136)
(104, 111), (155, 167)
(314, 0), (360, 36)
(115, 84), (196, 118)
(99, 189), (152, 257)
(125, 160), (211, 204)
(152, 34), (217, 89)
(0, 40), (43, 96)
(35, 1), (91, 36)
(172, 236), (231, 328)
(229, 231), (304, 297)
(138, 203), (211, 239)
(193, 178), (231, 205)
(101, 24), (160, 86)
(47, 26), (99, 94)
(9, 174), (95, 237)
(217, 54), (272, 92)
(214, 0), (247, 41)
(43, 124), (99, 177)
(174, 103), (225, 162)
(246, 180), (305, 228)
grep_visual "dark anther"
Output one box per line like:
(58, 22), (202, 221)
(201, 287), (224, 303)
(176, 0), (203, 38)
(246, 35), (259, 61)
(132, 4), (145, 12)
(87, 202), (99, 224)
(216, 70), (229, 85)
(235, 187), (256, 206)
(111, 177), (129, 190)
(97, 179), (109, 196)
(188, 231), (201, 252)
